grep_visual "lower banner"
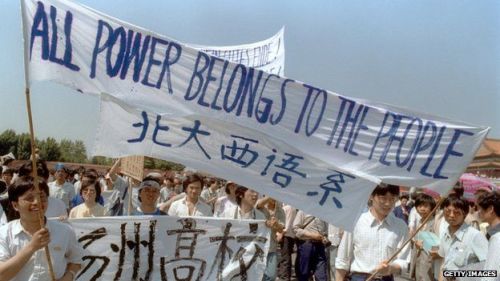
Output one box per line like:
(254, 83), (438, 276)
(69, 216), (270, 281)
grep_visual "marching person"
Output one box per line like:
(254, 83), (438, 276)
(475, 191), (499, 275)
(0, 176), (84, 281)
(48, 163), (75, 211)
(69, 177), (106, 218)
(168, 174), (212, 217)
(335, 184), (410, 281)
(131, 177), (166, 216)
(293, 210), (329, 281)
(435, 195), (488, 280)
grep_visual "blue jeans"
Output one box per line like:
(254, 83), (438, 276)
(349, 273), (394, 281)
(262, 252), (278, 281)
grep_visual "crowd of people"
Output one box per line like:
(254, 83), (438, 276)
(0, 159), (498, 281)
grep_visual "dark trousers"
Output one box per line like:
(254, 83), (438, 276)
(295, 240), (328, 281)
(277, 236), (296, 280)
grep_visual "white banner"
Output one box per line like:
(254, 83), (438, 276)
(69, 216), (270, 281)
(95, 94), (377, 231)
(191, 27), (285, 76)
(22, 0), (489, 194)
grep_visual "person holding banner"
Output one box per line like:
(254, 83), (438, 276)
(335, 184), (410, 281)
(131, 177), (166, 216)
(0, 176), (84, 281)
(293, 210), (329, 281)
(168, 174), (212, 217)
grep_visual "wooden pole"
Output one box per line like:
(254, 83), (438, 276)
(366, 196), (445, 281)
(25, 88), (57, 281)
(127, 177), (133, 216)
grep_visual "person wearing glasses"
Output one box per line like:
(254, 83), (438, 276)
(0, 176), (84, 281)
(68, 178), (105, 218)
(434, 195), (488, 280)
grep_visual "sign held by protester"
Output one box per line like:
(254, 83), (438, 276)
(120, 155), (144, 181)
(22, 0), (489, 194)
(70, 216), (270, 281)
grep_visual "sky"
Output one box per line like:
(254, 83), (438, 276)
(0, 0), (498, 155)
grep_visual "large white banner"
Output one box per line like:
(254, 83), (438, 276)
(69, 216), (270, 281)
(191, 27), (285, 76)
(95, 94), (377, 231)
(22, 0), (490, 194)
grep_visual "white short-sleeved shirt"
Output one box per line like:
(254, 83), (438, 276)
(48, 181), (75, 209)
(213, 196), (237, 217)
(484, 226), (500, 274)
(336, 210), (410, 274)
(438, 223), (488, 270)
(0, 219), (85, 281)
(168, 198), (213, 217)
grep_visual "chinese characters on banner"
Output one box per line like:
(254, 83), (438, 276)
(94, 94), (377, 231)
(69, 216), (270, 281)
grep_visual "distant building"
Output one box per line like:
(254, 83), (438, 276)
(466, 138), (500, 184)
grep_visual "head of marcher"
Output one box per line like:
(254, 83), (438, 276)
(138, 176), (161, 211)
(476, 191), (500, 225)
(54, 163), (67, 184)
(8, 176), (49, 225)
(183, 173), (203, 203)
(225, 181), (237, 199)
(443, 195), (468, 231)
(235, 186), (258, 211)
(1, 168), (14, 186)
(80, 177), (101, 205)
(370, 183), (399, 221)
(414, 193), (436, 220)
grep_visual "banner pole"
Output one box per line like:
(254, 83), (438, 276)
(366, 196), (445, 281)
(25, 88), (57, 281)
(127, 177), (133, 216)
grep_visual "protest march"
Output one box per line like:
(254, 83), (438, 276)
(0, 0), (498, 280)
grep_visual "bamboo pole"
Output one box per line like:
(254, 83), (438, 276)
(25, 88), (57, 281)
(366, 196), (445, 281)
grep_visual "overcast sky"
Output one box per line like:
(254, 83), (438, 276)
(0, 0), (498, 154)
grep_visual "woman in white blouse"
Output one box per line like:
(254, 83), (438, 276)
(69, 178), (105, 218)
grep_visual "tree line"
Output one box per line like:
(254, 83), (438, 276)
(0, 129), (184, 170)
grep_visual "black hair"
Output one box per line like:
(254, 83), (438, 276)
(80, 178), (102, 203)
(235, 185), (248, 205)
(17, 160), (50, 180)
(477, 191), (500, 217)
(182, 174), (203, 192)
(399, 194), (409, 200)
(414, 193), (436, 210)
(442, 195), (469, 215)
(1, 168), (15, 176)
(371, 184), (400, 197)
(8, 176), (49, 202)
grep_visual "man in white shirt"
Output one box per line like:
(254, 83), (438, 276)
(336, 184), (410, 281)
(48, 163), (75, 210)
(0, 176), (84, 281)
(436, 195), (488, 279)
(168, 174), (212, 217)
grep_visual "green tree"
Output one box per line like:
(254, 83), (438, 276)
(39, 137), (61, 161)
(16, 133), (32, 160)
(0, 129), (18, 155)
(59, 139), (73, 162)
(72, 140), (87, 163)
